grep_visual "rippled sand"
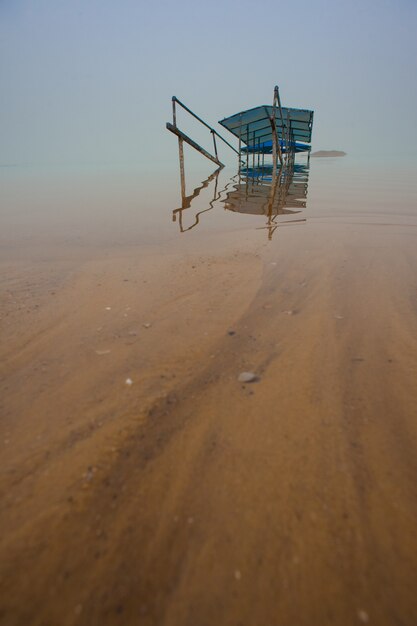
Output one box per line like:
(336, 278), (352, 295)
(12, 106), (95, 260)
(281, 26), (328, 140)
(1, 159), (417, 625)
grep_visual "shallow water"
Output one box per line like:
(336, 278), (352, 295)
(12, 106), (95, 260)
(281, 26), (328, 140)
(1, 155), (417, 626)
(2, 155), (417, 251)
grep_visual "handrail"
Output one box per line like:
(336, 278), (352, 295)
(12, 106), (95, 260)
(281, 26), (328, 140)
(172, 96), (239, 156)
(166, 123), (223, 167)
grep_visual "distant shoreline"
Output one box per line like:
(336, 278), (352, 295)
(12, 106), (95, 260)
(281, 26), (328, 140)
(311, 150), (346, 157)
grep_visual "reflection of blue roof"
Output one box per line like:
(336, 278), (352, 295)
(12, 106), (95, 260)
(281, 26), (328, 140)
(241, 140), (310, 154)
(242, 162), (309, 182)
(219, 105), (314, 145)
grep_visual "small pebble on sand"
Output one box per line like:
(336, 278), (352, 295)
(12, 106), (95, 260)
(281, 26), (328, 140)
(125, 378), (133, 386)
(238, 372), (258, 383)
(357, 610), (369, 623)
(143, 323), (152, 329)
(105, 307), (111, 311)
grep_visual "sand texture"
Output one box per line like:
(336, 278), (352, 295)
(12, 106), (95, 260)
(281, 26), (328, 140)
(1, 165), (417, 625)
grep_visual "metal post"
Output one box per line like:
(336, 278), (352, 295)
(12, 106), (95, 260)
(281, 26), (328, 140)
(178, 138), (186, 200)
(172, 97), (177, 127)
(246, 125), (249, 173)
(211, 130), (218, 161)
(167, 122), (223, 167)
(275, 85), (286, 162)
(271, 124), (277, 179)
(238, 114), (242, 174)
(285, 110), (290, 167)
(271, 86), (283, 169)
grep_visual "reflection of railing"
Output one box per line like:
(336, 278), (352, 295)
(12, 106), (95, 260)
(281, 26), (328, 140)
(172, 167), (238, 233)
(172, 168), (220, 232)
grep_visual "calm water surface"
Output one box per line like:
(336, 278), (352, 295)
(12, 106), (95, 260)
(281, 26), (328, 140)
(1, 155), (417, 259)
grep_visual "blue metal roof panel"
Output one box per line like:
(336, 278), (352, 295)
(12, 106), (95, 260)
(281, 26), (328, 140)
(219, 105), (314, 145)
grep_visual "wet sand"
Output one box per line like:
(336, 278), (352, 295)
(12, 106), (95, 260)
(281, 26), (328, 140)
(1, 164), (417, 625)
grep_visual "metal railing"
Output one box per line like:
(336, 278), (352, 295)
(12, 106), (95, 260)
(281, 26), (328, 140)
(172, 97), (239, 156)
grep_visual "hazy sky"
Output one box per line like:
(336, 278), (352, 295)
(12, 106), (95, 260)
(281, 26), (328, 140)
(1, 0), (417, 166)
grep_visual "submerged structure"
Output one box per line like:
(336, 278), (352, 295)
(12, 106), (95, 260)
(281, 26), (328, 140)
(166, 85), (314, 238)
(166, 85), (314, 171)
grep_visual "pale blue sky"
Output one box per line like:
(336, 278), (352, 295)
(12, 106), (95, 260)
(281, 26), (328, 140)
(1, 0), (416, 166)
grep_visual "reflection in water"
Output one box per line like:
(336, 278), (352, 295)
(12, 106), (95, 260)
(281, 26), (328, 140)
(224, 163), (309, 239)
(172, 167), (220, 232)
(172, 167), (238, 233)
(172, 156), (310, 238)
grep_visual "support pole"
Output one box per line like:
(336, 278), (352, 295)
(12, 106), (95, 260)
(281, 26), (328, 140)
(285, 110), (291, 166)
(172, 97), (177, 127)
(246, 125), (249, 173)
(166, 123), (223, 167)
(276, 86), (286, 157)
(178, 138), (186, 200)
(271, 118), (278, 179)
(271, 86), (283, 170)
(211, 130), (218, 161)
(238, 114), (242, 175)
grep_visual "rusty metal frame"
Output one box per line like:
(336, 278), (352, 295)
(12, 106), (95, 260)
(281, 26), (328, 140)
(166, 97), (240, 174)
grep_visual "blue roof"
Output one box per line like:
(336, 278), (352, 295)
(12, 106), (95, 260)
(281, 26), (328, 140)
(219, 105), (314, 145)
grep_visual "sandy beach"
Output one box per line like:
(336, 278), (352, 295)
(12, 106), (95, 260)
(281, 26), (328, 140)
(1, 161), (417, 625)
